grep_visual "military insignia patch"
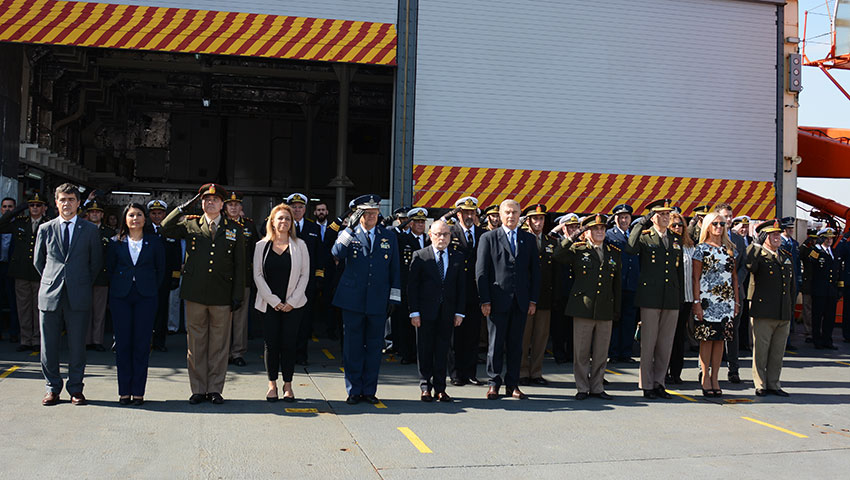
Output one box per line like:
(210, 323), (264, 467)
(225, 229), (236, 241)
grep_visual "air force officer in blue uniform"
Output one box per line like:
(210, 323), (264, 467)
(332, 194), (401, 405)
(606, 204), (640, 362)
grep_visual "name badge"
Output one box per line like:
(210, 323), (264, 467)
(225, 229), (237, 241)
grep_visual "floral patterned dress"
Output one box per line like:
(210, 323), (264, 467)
(692, 243), (736, 341)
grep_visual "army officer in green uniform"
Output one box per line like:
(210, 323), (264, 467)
(746, 220), (795, 397)
(554, 214), (621, 400)
(625, 198), (684, 400)
(161, 183), (246, 405)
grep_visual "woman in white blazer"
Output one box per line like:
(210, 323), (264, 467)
(254, 203), (310, 402)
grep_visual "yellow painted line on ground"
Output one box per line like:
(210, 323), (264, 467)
(374, 401), (387, 409)
(785, 350), (798, 355)
(725, 398), (754, 404)
(311, 335), (319, 343)
(604, 369), (623, 375)
(29, 351), (39, 357)
(741, 416), (808, 438)
(322, 348), (335, 360)
(1, 366), (20, 378)
(665, 389), (697, 402)
(835, 361), (850, 366)
(397, 427), (432, 453)
(285, 408), (318, 413)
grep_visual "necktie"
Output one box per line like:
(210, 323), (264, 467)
(418, 235), (424, 249)
(366, 230), (372, 253)
(467, 230), (473, 247)
(320, 224), (325, 241)
(296, 221), (302, 236)
(62, 221), (70, 252)
(209, 221), (217, 238)
(32, 219), (38, 234)
(437, 250), (445, 282)
(509, 230), (516, 256)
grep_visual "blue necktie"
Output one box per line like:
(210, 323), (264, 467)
(509, 230), (516, 256)
(62, 221), (70, 252)
(437, 250), (445, 282)
(366, 230), (372, 253)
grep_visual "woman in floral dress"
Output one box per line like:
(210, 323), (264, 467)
(692, 212), (740, 397)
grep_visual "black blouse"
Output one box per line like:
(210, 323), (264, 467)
(264, 246), (291, 300)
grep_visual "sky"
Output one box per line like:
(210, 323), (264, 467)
(796, 0), (850, 222)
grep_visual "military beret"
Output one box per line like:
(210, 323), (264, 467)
(612, 204), (633, 216)
(755, 219), (783, 234)
(352, 194), (381, 210)
(147, 199), (168, 211)
(643, 198), (674, 212)
(406, 207), (429, 220)
(522, 204), (547, 217)
(198, 183), (227, 200)
(455, 196), (479, 210)
(285, 193), (308, 205)
(581, 213), (608, 228)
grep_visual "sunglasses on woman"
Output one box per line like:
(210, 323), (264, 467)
(670, 223), (684, 228)
(711, 221), (726, 227)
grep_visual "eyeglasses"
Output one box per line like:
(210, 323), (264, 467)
(711, 221), (726, 227)
(670, 223), (684, 228)
(430, 232), (451, 237)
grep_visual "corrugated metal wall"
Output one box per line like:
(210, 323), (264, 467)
(108, 1), (398, 23)
(413, 0), (779, 182)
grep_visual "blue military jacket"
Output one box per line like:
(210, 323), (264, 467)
(332, 223), (401, 315)
(606, 226), (639, 291)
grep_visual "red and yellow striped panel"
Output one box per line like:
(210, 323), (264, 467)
(413, 165), (776, 219)
(0, 0), (397, 65)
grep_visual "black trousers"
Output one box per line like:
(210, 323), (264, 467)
(295, 299), (313, 363)
(391, 299), (416, 361)
(811, 294), (838, 348)
(264, 307), (303, 382)
(843, 286), (850, 341)
(151, 282), (171, 349)
(668, 302), (689, 379)
(451, 296), (481, 381)
(550, 299), (573, 361)
(416, 304), (454, 393)
(487, 299), (526, 388)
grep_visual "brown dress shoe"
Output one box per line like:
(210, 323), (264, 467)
(508, 387), (528, 400)
(436, 392), (453, 403)
(70, 392), (87, 406)
(486, 386), (500, 400)
(42, 392), (60, 406)
(420, 391), (433, 402)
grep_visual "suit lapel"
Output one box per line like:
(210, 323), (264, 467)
(66, 221), (85, 257)
(53, 220), (67, 257)
(497, 228), (513, 258)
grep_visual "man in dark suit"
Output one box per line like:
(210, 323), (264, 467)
(35, 183), (103, 406)
(393, 207), (430, 364)
(148, 199), (183, 351)
(287, 193), (321, 365)
(717, 204), (748, 383)
(476, 199), (540, 400)
(448, 196), (484, 386)
(408, 220), (466, 402)
(802, 228), (842, 349)
(312, 201), (339, 338)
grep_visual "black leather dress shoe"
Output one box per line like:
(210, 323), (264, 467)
(826, 345), (838, 350)
(132, 398), (144, 406)
(467, 377), (483, 386)
(119, 397), (132, 405)
(232, 357), (246, 367)
(152, 345), (167, 352)
(450, 378), (466, 387)
(592, 392), (613, 400)
(575, 392), (589, 400)
(728, 373), (741, 384)
(655, 387), (672, 399)
(208, 393), (224, 404)
(361, 395), (380, 405)
(15, 344), (30, 352)
(400, 358), (415, 365)
(770, 388), (790, 397)
(346, 395), (360, 405)
(755, 388), (768, 396)
(93, 344), (106, 352)
(420, 391), (433, 402)
(436, 392), (452, 403)
(603, 378), (610, 385)
(643, 390), (657, 399)
(189, 394), (206, 404)
(531, 377), (548, 386)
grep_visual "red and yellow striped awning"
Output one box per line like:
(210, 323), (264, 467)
(0, 0), (397, 65)
(413, 165), (776, 218)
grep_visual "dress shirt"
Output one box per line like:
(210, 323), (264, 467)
(61, 215), (78, 245)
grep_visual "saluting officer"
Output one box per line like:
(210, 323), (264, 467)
(332, 194), (401, 405)
(625, 198), (684, 400)
(554, 214), (621, 400)
(746, 220), (795, 397)
(482, 204), (501, 231)
(0, 193), (49, 351)
(448, 196), (485, 386)
(160, 183), (246, 405)
(687, 205), (712, 244)
(519, 203), (555, 385)
(606, 203), (639, 363)
(550, 214), (580, 364)
(148, 199), (184, 349)
(84, 201), (115, 351)
(224, 192), (258, 367)
(286, 193), (321, 365)
(801, 227), (842, 350)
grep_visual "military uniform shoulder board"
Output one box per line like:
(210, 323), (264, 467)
(329, 222), (341, 232)
(185, 215), (201, 220)
(808, 250), (820, 259)
(16, 214), (27, 220)
(642, 229), (653, 235)
(574, 241), (587, 247)
(608, 243), (621, 252)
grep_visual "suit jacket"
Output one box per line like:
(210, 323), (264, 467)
(553, 237), (622, 321)
(151, 223), (183, 288)
(313, 219), (338, 288)
(106, 234), (166, 298)
(332, 224), (401, 315)
(729, 232), (748, 295)
(0, 211), (49, 281)
(34, 216), (103, 311)
(408, 246), (466, 322)
(253, 237), (310, 312)
(450, 223), (483, 305)
(297, 219), (321, 291)
(475, 227), (540, 313)
(93, 223), (116, 286)
(606, 226), (639, 291)
(399, 231), (430, 291)
(801, 240), (842, 298)
(625, 224), (684, 310)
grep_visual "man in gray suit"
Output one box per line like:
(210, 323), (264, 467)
(715, 203), (747, 384)
(34, 183), (103, 406)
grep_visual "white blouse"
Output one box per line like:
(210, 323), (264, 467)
(682, 246), (695, 303)
(128, 237), (143, 265)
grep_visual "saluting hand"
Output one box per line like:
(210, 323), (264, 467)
(179, 192), (202, 211)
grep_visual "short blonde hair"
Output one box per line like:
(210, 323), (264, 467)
(263, 203), (297, 242)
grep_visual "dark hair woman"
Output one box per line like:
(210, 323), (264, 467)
(106, 203), (165, 405)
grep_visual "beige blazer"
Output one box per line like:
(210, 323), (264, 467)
(253, 237), (310, 312)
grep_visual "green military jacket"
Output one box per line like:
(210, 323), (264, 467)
(0, 212), (49, 281)
(745, 243), (794, 322)
(236, 216), (259, 287)
(160, 208), (246, 306)
(93, 224), (116, 286)
(533, 232), (557, 310)
(553, 237), (622, 321)
(625, 224), (684, 310)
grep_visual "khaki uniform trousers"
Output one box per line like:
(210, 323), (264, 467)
(751, 318), (790, 390)
(638, 308), (678, 390)
(801, 294), (812, 336)
(520, 308), (550, 379)
(186, 301), (232, 394)
(229, 287), (251, 359)
(573, 317), (612, 394)
(15, 279), (40, 347)
(85, 285), (109, 345)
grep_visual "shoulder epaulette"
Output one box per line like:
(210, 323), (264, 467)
(642, 229), (653, 235)
(608, 243), (621, 252)
(244, 217), (253, 222)
(16, 214), (28, 220)
(185, 215), (201, 220)
(808, 250), (819, 259)
(574, 241), (587, 247)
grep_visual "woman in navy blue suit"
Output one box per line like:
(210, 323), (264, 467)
(107, 203), (165, 405)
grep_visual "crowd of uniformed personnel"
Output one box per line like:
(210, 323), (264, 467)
(1, 182), (848, 406)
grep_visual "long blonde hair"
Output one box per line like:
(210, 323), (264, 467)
(263, 203), (298, 242)
(699, 212), (735, 256)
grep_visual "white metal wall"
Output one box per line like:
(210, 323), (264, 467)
(413, 0), (779, 181)
(108, 1), (398, 24)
